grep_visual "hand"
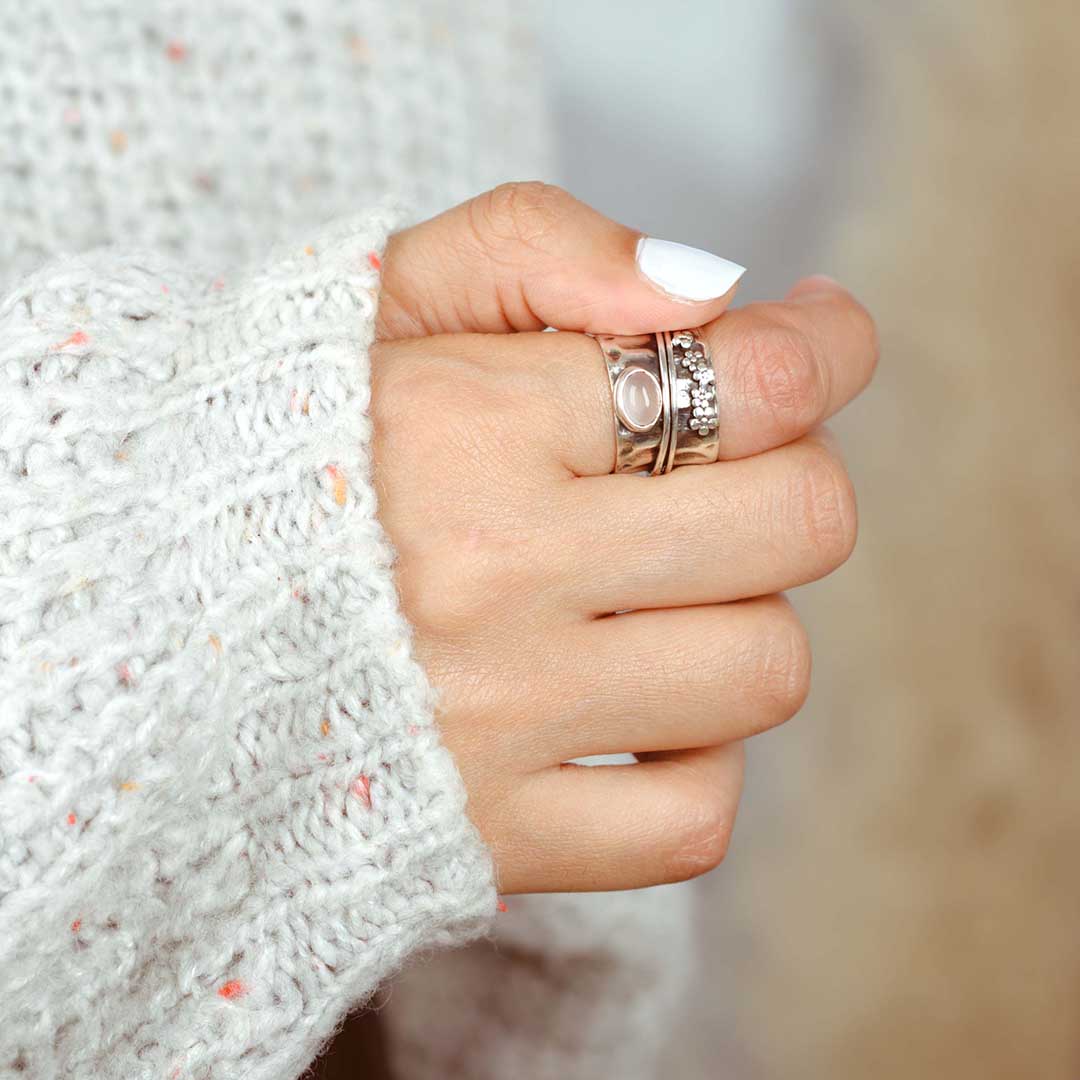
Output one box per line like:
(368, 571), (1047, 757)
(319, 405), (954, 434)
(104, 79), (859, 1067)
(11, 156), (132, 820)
(371, 184), (877, 894)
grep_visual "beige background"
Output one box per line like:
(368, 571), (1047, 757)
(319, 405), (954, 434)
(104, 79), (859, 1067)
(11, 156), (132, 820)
(544, 3), (1080, 1077)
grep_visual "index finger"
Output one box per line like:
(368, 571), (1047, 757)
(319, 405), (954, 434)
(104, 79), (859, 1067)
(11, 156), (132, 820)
(538, 277), (877, 477)
(700, 275), (879, 461)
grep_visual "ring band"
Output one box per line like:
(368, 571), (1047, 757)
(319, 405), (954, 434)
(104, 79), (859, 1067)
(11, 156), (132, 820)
(596, 333), (668, 474)
(663, 328), (720, 470)
(596, 328), (719, 474)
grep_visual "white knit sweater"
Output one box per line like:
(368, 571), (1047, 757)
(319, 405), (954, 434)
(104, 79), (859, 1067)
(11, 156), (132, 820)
(0, 5), (693, 1078)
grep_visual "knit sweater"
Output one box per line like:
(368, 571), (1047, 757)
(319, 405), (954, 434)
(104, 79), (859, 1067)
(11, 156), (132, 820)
(0, 5), (692, 1078)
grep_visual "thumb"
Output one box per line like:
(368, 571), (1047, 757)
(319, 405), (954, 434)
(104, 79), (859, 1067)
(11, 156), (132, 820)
(376, 182), (745, 339)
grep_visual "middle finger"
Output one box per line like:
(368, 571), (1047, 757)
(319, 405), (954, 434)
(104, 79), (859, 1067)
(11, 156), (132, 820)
(558, 431), (856, 615)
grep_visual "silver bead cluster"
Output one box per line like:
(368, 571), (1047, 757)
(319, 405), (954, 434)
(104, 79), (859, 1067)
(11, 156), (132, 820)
(673, 331), (717, 436)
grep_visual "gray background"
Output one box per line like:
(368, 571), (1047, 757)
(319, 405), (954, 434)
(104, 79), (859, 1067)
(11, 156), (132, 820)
(539, 0), (865, 304)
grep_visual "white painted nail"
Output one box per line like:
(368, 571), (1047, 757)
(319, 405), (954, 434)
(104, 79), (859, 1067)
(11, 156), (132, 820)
(635, 237), (746, 302)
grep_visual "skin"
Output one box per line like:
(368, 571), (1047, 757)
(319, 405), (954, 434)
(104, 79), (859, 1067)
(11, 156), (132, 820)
(368, 184), (878, 895)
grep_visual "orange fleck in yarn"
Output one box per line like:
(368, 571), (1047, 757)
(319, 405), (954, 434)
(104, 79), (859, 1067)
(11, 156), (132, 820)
(351, 775), (372, 808)
(367, 251), (382, 271)
(326, 465), (347, 506)
(109, 129), (128, 153)
(119, 781), (139, 792)
(321, 719), (331, 737)
(208, 633), (222, 654)
(347, 33), (371, 62)
(304, 245), (316, 256)
(217, 979), (247, 1000)
(50, 330), (89, 351)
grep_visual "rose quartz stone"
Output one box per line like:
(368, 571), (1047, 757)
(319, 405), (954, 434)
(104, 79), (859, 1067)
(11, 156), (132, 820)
(615, 367), (662, 432)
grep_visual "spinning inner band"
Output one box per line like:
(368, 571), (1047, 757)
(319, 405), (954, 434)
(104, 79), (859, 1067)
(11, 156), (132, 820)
(595, 329), (720, 475)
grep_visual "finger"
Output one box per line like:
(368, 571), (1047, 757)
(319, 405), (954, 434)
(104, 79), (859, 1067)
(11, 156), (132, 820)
(535, 280), (877, 476)
(377, 182), (745, 339)
(557, 432), (857, 614)
(524, 597), (810, 764)
(701, 277), (880, 459)
(496, 743), (745, 893)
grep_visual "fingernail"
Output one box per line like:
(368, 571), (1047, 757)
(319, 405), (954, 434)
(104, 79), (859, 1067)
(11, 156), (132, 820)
(635, 237), (746, 302)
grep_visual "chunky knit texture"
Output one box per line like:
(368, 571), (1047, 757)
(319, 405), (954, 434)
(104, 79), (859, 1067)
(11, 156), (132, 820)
(0, 213), (497, 1078)
(0, 1), (548, 290)
(0, 4), (696, 1079)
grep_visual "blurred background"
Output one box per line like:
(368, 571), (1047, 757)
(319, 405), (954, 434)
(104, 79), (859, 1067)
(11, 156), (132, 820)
(541, 2), (1080, 1077)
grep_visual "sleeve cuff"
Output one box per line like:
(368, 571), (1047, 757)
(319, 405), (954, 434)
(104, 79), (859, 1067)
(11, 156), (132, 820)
(0, 210), (496, 1079)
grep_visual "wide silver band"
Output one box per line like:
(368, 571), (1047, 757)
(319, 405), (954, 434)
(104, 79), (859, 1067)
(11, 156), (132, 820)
(596, 333), (669, 474)
(596, 328), (719, 474)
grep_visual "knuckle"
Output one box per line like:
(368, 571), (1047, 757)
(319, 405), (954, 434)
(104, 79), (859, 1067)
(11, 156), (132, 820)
(790, 444), (858, 568)
(374, 341), (462, 438)
(662, 794), (735, 883)
(381, 340), (526, 451)
(752, 602), (813, 721)
(402, 588), (458, 641)
(470, 181), (572, 257)
(395, 552), (466, 638)
(738, 319), (826, 439)
(400, 548), (492, 639)
(400, 524), (539, 640)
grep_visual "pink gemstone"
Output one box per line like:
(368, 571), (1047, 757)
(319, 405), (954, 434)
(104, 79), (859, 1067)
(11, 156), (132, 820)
(614, 367), (662, 433)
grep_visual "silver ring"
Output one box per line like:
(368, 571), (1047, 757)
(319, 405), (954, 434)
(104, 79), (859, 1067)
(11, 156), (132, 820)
(596, 328), (719, 474)
(595, 333), (668, 474)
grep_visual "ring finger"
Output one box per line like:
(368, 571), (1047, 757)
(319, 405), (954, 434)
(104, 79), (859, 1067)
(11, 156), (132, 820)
(557, 430), (857, 615)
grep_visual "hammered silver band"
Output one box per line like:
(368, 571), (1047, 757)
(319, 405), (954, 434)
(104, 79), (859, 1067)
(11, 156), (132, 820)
(596, 328), (719, 474)
(664, 328), (721, 470)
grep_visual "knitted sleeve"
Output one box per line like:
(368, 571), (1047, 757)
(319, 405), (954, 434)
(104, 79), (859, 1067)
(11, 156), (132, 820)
(0, 211), (496, 1080)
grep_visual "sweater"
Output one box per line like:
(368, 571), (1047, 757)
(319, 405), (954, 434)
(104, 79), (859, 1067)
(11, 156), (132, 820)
(0, 4), (693, 1078)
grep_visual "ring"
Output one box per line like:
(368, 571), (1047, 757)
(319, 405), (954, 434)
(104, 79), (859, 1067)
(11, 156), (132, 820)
(595, 333), (669, 474)
(596, 328), (719, 474)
